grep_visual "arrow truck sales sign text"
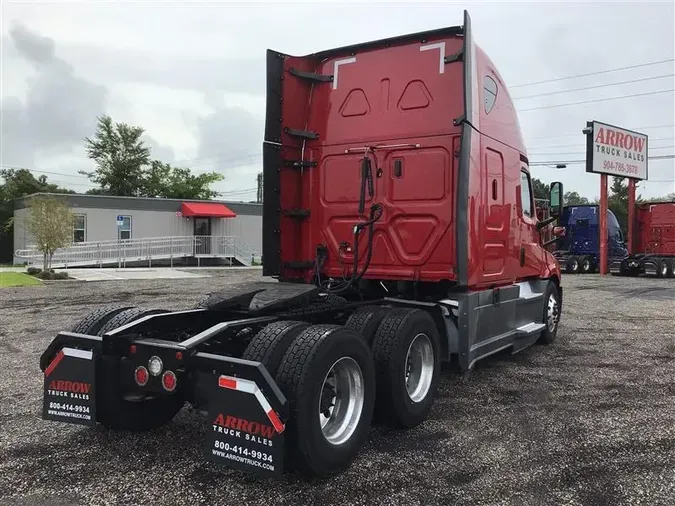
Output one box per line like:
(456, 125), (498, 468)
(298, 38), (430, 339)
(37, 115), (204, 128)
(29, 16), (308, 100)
(586, 121), (648, 180)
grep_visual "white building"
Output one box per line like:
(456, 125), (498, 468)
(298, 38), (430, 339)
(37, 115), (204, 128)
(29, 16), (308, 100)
(12, 193), (262, 267)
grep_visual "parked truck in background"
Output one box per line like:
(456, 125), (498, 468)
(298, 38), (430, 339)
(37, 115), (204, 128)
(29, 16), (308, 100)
(38, 11), (566, 478)
(553, 205), (628, 274)
(610, 201), (675, 278)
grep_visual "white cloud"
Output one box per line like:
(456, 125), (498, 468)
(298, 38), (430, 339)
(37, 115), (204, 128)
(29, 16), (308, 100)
(1, 0), (673, 199)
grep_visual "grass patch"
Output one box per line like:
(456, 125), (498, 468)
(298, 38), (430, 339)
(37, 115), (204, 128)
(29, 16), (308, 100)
(0, 272), (43, 288)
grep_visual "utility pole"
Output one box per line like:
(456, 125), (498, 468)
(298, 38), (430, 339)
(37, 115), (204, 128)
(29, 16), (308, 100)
(256, 172), (263, 203)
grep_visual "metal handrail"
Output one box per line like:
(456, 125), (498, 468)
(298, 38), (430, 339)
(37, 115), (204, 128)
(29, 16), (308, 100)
(14, 235), (261, 268)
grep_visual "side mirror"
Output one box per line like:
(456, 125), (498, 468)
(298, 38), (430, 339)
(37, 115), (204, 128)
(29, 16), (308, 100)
(553, 226), (566, 237)
(549, 182), (564, 217)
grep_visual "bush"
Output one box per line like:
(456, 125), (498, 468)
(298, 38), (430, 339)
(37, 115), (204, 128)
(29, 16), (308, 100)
(26, 267), (41, 276)
(33, 270), (71, 281)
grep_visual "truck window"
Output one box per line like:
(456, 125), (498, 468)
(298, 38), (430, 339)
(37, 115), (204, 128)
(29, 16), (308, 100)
(520, 169), (533, 218)
(484, 76), (497, 114)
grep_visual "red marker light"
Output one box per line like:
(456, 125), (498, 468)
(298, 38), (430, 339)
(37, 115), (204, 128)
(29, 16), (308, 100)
(162, 371), (177, 392)
(175, 351), (183, 361)
(129, 345), (137, 355)
(134, 366), (149, 386)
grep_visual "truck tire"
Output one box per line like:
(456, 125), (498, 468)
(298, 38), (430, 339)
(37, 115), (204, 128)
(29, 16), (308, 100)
(275, 324), (375, 477)
(657, 259), (670, 278)
(538, 281), (561, 345)
(670, 259), (675, 278)
(345, 306), (391, 345)
(70, 305), (134, 335)
(565, 256), (579, 274)
(370, 308), (441, 428)
(95, 307), (185, 432)
(579, 256), (593, 274)
(96, 307), (169, 336)
(241, 320), (310, 377)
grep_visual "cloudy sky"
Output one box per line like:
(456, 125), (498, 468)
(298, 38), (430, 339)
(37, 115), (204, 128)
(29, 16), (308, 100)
(1, 0), (674, 201)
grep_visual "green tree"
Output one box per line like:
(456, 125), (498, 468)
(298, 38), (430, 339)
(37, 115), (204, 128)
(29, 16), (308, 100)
(24, 196), (74, 271)
(531, 177), (550, 200)
(641, 192), (675, 203)
(0, 168), (74, 262)
(81, 115), (223, 199)
(608, 177), (629, 235)
(143, 161), (223, 199)
(563, 191), (590, 206)
(81, 115), (151, 196)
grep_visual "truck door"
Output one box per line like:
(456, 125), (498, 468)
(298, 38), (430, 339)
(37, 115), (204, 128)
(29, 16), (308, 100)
(517, 166), (542, 278)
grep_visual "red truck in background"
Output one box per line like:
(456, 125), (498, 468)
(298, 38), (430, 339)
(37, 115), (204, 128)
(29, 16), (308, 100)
(38, 11), (566, 478)
(611, 201), (675, 277)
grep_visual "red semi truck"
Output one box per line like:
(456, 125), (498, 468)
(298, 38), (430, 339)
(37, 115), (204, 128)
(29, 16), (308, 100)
(39, 11), (566, 478)
(610, 201), (675, 277)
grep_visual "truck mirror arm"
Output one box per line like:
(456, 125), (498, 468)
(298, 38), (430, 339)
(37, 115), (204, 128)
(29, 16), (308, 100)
(537, 216), (559, 230)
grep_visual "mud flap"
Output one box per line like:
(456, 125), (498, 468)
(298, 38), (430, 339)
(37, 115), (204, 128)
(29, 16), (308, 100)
(42, 347), (96, 426)
(204, 373), (285, 477)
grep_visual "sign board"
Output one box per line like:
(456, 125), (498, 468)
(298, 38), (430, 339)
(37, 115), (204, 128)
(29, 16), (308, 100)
(116, 215), (124, 227)
(203, 373), (284, 478)
(585, 121), (648, 180)
(42, 347), (96, 427)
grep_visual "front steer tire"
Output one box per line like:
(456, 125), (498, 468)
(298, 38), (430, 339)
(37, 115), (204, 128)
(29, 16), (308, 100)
(370, 308), (441, 429)
(275, 324), (376, 477)
(95, 307), (186, 432)
(538, 281), (561, 345)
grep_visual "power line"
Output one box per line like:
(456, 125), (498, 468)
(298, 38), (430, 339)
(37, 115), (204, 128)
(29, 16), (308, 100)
(512, 74), (675, 100)
(510, 58), (675, 88)
(0, 164), (92, 180)
(528, 123), (675, 141)
(529, 154), (675, 165)
(528, 136), (674, 150)
(529, 145), (675, 157)
(518, 89), (674, 112)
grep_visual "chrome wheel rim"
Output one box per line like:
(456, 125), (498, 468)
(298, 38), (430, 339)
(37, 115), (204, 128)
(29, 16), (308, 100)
(583, 259), (590, 271)
(661, 263), (668, 276)
(571, 260), (578, 271)
(405, 333), (435, 403)
(547, 293), (559, 332)
(319, 357), (364, 446)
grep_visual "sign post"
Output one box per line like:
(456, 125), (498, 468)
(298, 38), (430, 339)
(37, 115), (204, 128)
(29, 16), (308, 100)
(116, 215), (124, 268)
(627, 179), (636, 255)
(584, 120), (648, 275)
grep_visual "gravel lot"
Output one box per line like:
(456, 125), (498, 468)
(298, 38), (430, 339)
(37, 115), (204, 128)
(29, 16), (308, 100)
(1, 270), (674, 506)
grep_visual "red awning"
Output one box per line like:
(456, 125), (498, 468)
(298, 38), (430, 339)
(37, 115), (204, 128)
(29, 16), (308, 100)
(181, 202), (237, 218)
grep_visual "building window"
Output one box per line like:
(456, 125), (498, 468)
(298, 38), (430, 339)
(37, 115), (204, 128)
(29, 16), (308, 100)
(520, 169), (533, 218)
(73, 214), (86, 243)
(119, 216), (132, 240)
(484, 75), (498, 114)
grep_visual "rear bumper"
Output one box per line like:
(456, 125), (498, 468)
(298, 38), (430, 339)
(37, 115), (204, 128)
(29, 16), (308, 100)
(609, 256), (644, 276)
(40, 324), (288, 477)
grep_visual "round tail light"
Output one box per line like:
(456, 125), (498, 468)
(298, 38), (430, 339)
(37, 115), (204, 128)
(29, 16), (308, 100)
(134, 366), (149, 386)
(162, 370), (177, 392)
(148, 356), (163, 376)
